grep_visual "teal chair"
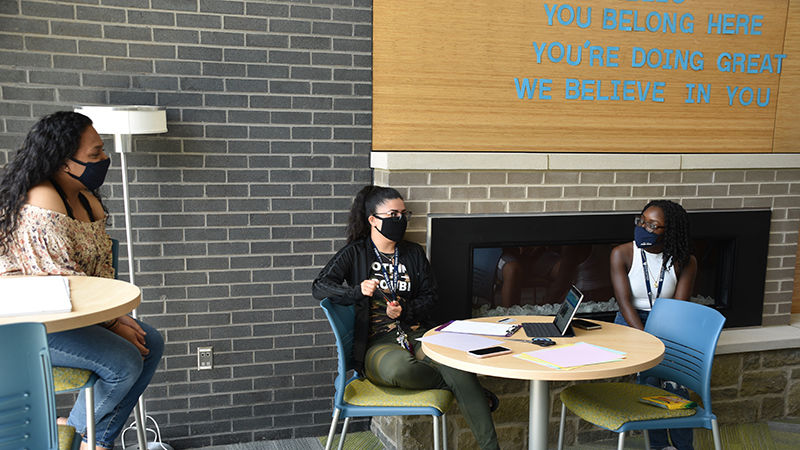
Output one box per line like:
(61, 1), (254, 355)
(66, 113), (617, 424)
(320, 298), (453, 450)
(52, 238), (120, 449)
(0, 322), (60, 449)
(557, 298), (725, 450)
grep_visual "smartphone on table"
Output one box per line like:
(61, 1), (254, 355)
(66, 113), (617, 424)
(572, 318), (601, 330)
(467, 345), (512, 358)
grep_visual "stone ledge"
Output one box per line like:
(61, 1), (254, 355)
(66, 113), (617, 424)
(716, 318), (800, 355)
(371, 152), (800, 171)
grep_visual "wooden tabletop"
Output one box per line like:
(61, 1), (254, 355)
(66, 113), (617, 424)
(0, 276), (141, 333)
(421, 316), (665, 381)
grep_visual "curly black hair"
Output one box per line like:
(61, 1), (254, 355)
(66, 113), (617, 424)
(346, 185), (404, 243)
(641, 199), (691, 272)
(0, 111), (95, 252)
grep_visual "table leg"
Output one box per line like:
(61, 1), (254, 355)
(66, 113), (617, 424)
(529, 380), (550, 450)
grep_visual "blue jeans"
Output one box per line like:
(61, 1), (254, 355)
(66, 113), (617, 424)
(614, 311), (694, 450)
(48, 320), (164, 449)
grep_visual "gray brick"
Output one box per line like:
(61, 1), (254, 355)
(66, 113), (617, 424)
(76, 6), (126, 22)
(271, 112), (312, 125)
(247, 64), (289, 79)
(245, 2), (289, 17)
(245, 33), (288, 48)
(250, 95), (293, 109)
(0, 102), (32, 117)
(129, 43), (177, 59)
(290, 35), (331, 50)
(182, 109), (227, 123)
(353, 24), (371, 38)
(180, 77), (224, 92)
(103, 25), (152, 41)
(0, 1), (18, 14)
(223, 48), (268, 63)
(0, 50), (52, 68)
(228, 110), (269, 124)
(0, 17), (49, 34)
(2, 86), (55, 102)
(53, 55), (103, 71)
(312, 82), (351, 95)
(312, 22), (352, 36)
(225, 78), (268, 92)
(292, 127), (331, 140)
(249, 126), (291, 139)
(270, 80), (310, 94)
(29, 70), (81, 86)
(207, 125), (247, 138)
(25, 36), (77, 53)
(82, 73), (130, 88)
(311, 52), (351, 66)
(0, 34), (23, 50)
(21, 1), (74, 19)
(127, 10), (175, 26)
(353, 54), (371, 67)
(106, 57), (153, 73)
(223, 16), (267, 31)
(178, 46), (222, 61)
(155, 60), (201, 75)
(201, 31), (244, 46)
(202, 62), (246, 77)
(333, 98), (370, 111)
(153, 28), (199, 44)
(333, 8), (371, 23)
(78, 40), (127, 56)
(205, 94), (248, 107)
(269, 19), (311, 34)
(200, 0), (244, 14)
(132, 75), (179, 90)
(294, 97), (332, 110)
(334, 68), (370, 81)
(333, 37), (371, 52)
(150, 0), (198, 11)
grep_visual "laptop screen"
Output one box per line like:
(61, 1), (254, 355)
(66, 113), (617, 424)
(554, 285), (584, 335)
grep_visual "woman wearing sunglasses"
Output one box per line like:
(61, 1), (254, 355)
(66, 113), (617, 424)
(609, 199), (697, 450)
(312, 185), (500, 450)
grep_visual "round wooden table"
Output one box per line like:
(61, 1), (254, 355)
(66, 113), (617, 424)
(421, 316), (665, 450)
(0, 276), (141, 332)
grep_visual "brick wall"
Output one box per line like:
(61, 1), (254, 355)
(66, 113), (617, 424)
(1, 1), (372, 448)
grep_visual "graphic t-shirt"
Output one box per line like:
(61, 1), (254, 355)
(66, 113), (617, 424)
(369, 251), (414, 339)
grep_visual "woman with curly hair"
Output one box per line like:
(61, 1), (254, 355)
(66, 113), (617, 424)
(0, 111), (163, 450)
(610, 199), (697, 450)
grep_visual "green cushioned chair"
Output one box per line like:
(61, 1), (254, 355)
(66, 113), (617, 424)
(320, 298), (454, 450)
(557, 298), (725, 450)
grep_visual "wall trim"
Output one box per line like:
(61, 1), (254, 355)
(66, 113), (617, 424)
(371, 152), (800, 171)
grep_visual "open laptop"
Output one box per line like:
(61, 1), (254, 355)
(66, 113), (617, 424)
(522, 285), (584, 338)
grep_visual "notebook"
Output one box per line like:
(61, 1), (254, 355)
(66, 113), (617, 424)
(522, 285), (584, 337)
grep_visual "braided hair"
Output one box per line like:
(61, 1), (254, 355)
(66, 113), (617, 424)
(0, 111), (94, 252)
(642, 199), (691, 272)
(346, 185), (403, 243)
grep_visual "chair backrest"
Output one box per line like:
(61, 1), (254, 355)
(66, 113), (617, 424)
(0, 322), (58, 450)
(320, 298), (356, 405)
(641, 298), (726, 411)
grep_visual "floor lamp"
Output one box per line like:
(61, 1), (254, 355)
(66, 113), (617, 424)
(74, 105), (167, 450)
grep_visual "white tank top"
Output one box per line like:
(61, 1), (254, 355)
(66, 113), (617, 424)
(627, 241), (678, 311)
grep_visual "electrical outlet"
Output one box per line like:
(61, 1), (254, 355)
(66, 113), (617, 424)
(197, 346), (213, 370)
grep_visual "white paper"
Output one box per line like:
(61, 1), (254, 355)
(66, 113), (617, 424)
(0, 276), (72, 317)
(417, 333), (503, 351)
(437, 320), (518, 336)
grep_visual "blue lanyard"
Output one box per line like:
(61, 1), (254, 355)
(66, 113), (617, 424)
(640, 248), (666, 308)
(371, 241), (399, 302)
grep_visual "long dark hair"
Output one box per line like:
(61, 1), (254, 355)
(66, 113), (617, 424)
(0, 111), (94, 251)
(346, 185), (404, 243)
(642, 199), (691, 272)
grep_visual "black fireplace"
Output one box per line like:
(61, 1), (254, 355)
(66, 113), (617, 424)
(427, 209), (771, 328)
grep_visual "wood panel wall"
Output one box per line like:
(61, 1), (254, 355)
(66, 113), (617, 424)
(374, 0), (799, 153)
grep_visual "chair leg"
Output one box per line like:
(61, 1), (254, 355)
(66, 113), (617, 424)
(442, 414), (447, 450)
(324, 409), (340, 450)
(711, 418), (722, 450)
(337, 417), (351, 450)
(617, 431), (625, 450)
(85, 386), (96, 449)
(433, 415), (441, 450)
(643, 429), (650, 449)
(557, 403), (566, 450)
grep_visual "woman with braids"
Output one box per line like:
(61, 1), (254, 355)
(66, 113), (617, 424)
(609, 199), (697, 450)
(312, 185), (500, 450)
(0, 111), (163, 450)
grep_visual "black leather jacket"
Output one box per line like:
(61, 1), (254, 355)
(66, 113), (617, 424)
(311, 238), (438, 374)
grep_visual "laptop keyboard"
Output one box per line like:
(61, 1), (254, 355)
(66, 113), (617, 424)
(522, 322), (557, 337)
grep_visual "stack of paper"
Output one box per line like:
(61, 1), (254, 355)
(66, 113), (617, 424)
(515, 342), (626, 370)
(436, 320), (519, 336)
(0, 276), (72, 317)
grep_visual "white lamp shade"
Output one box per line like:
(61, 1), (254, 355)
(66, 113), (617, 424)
(74, 105), (167, 135)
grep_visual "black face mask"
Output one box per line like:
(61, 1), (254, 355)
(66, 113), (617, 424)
(634, 225), (661, 248)
(373, 215), (408, 243)
(68, 157), (110, 191)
